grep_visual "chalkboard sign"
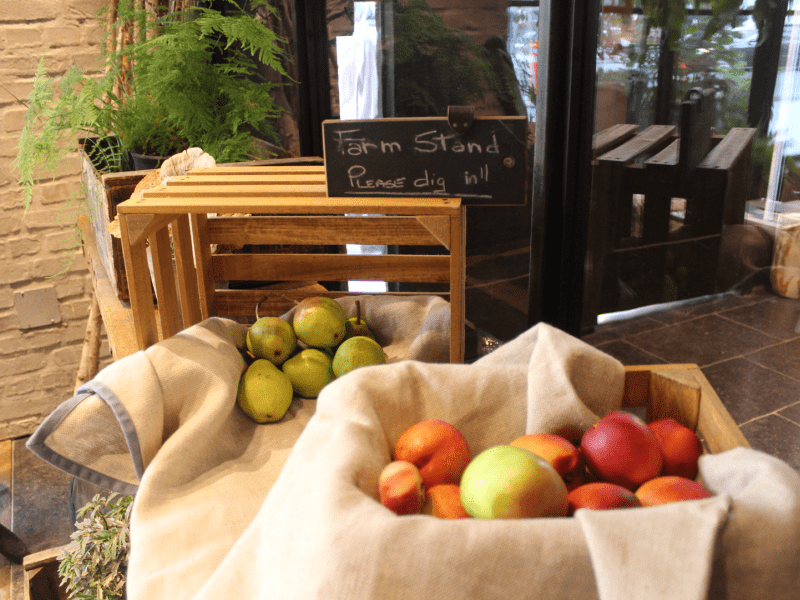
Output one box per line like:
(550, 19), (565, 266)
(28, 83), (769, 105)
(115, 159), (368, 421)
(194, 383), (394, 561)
(322, 116), (528, 205)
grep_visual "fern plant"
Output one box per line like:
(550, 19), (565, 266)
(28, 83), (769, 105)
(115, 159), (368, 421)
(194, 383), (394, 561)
(15, 0), (288, 214)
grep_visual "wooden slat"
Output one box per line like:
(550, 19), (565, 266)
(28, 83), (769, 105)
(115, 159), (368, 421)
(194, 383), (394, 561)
(449, 207), (467, 362)
(697, 127), (756, 171)
(215, 289), (449, 317)
(592, 123), (639, 158)
(622, 364), (749, 453)
(191, 165), (325, 176)
(121, 213), (176, 247)
(166, 174), (327, 186)
(191, 213), (216, 320)
(694, 367), (751, 453)
(120, 194), (463, 216)
(150, 225), (182, 339)
(170, 215), (203, 328)
(206, 215), (442, 246)
(646, 139), (679, 166)
(211, 253), (451, 284)
(598, 125), (676, 164)
(416, 216), (451, 250)
(646, 369), (702, 429)
(78, 215), (139, 359)
(22, 546), (68, 571)
(119, 214), (160, 350)
(142, 183), (329, 197)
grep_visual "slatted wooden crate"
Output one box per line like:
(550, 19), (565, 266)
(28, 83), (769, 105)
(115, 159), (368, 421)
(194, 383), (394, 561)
(80, 141), (147, 302)
(584, 116), (756, 328)
(115, 164), (467, 362)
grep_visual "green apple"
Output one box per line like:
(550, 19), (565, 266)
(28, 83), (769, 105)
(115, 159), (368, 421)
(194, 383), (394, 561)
(344, 299), (376, 341)
(246, 316), (297, 366)
(292, 297), (347, 348)
(281, 348), (335, 398)
(236, 359), (294, 423)
(460, 445), (569, 519)
(332, 335), (386, 378)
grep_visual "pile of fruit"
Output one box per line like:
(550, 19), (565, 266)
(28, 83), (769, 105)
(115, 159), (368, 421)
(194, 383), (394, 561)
(237, 297), (386, 423)
(379, 411), (711, 518)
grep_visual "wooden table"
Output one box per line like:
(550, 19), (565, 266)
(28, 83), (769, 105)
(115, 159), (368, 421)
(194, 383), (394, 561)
(116, 165), (467, 362)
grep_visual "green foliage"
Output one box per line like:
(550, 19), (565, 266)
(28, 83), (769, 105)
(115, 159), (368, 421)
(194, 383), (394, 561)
(390, 0), (492, 116)
(58, 493), (134, 600)
(14, 0), (287, 214)
(639, 0), (754, 49)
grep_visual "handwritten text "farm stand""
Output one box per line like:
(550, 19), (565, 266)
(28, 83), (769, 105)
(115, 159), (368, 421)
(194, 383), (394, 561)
(334, 128), (498, 195)
(332, 128), (501, 156)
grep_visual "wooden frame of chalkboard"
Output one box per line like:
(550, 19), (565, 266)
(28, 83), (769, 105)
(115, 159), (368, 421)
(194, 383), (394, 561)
(322, 116), (528, 206)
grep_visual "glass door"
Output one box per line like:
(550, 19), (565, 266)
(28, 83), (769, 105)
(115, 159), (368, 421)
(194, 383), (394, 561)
(325, 0), (537, 359)
(296, 0), (799, 353)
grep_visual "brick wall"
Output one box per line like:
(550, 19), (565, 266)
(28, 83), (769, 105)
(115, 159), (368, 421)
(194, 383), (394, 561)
(0, 0), (112, 440)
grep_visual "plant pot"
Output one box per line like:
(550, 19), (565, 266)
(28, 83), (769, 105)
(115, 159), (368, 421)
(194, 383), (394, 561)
(129, 151), (166, 171)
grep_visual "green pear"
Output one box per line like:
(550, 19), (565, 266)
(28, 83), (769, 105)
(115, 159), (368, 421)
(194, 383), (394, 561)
(344, 299), (376, 341)
(237, 359), (294, 423)
(282, 348), (335, 398)
(247, 316), (296, 366)
(332, 335), (386, 378)
(292, 297), (347, 348)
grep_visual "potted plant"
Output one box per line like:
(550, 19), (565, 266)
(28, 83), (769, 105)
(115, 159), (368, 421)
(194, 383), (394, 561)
(13, 0), (289, 295)
(57, 493), (134, 600)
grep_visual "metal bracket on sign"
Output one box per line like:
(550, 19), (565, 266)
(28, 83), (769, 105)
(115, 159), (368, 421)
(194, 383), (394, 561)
(447, 105), (475, 135)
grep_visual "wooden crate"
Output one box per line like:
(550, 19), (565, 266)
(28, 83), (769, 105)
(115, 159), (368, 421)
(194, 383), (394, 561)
(80, 144), (327, 303)
(80, 141), (148, 302)
(22, 546), (69, 600)
(584, 109), (756, 328)
(116, 164), (467, 362)
(18, 364), (746, 600)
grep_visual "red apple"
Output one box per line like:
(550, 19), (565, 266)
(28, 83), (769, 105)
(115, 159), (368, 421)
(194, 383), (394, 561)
(567, 482), (641, 516)
(647, 418), (704, 479)
(635, 475), (713, 506)
(424, 484), (471, 519)
(580, 411), (663, 490)
(378, 460), (425, 515)
(393, 419), (472, 488)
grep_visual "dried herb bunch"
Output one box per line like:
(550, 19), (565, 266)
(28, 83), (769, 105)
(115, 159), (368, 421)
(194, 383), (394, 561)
(58, 493), (134, 600)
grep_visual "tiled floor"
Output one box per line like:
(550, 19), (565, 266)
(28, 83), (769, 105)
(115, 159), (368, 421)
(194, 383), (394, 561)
(581, 283), (800, 472)
(1, 437), (75, 600)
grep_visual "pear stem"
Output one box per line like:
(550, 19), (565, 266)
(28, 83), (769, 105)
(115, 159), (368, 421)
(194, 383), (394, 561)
(356, 299), (362, 324)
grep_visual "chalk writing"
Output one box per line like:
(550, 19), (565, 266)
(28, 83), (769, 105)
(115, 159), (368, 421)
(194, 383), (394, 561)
(323, 116), (527, 205)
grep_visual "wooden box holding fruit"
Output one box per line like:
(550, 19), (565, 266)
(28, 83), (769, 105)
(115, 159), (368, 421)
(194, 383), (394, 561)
(380, 363), (749, 518)
(115, 164), (466, 362)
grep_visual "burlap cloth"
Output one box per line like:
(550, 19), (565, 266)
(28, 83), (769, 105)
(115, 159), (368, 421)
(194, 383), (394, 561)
(27, 295), (800, 600)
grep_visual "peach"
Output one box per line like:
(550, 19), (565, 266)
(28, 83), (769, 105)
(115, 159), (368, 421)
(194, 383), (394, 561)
(567, 482), (641, 516)
(580, 411), (663, 490)
(424, 484), (471, 519)
(378, 460), (425, 515)
(647, 418), (704, 479)
(510, 433), (583, 481)
(393, 419), (472, 488)
(635, 475), (713, 506)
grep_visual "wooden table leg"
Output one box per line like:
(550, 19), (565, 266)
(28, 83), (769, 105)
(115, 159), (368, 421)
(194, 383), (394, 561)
(74, 292), (103, 393)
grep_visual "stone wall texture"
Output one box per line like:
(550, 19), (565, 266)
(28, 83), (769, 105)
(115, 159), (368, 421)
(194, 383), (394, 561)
(0, 0), (112, 440)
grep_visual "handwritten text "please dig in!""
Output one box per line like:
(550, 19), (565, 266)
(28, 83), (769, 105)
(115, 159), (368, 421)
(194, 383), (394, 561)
(332, 128), (499, 195)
